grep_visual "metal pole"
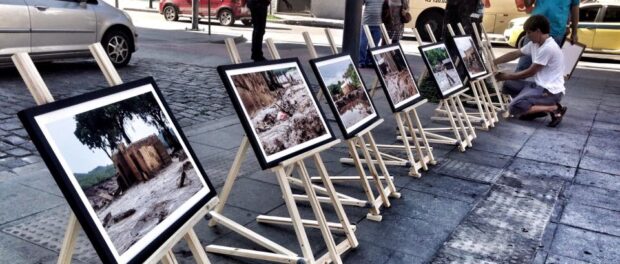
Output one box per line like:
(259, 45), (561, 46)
(208, 0), (211, 35)
(192, 0), (199, 30)
(115, 0), (118, 8)
(343, 0), (363, 64)
(149, 0), (153, 9)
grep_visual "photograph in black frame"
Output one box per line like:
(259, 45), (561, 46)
(369, 44), (423, 112)
(217, 58), (336, 169)
(309, 54), (380, 139)
(419, 42), (465, 99)
(453, 35), (488, 79)
(18, 77), (217, 264)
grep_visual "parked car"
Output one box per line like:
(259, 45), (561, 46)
(0, 0), (137, 68)
(159, 0), (252, 27)
(503, 2), (620, 54)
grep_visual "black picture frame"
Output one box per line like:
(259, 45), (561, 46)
(217, 58), (336, 169)
(452, 35), (488, 80)
(18, 77), (217, 264)
(418, 42), (465, 99)
(369, 43), (424, 112)
(309, 54), (381, 139)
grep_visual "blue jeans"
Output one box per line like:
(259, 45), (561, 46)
(515, 35), (565, 71)
(503, 80), (563, 116)
(359, 25), (382, 66)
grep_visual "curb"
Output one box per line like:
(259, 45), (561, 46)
(124, 7), (159, 13)
(269, 19), (344, 29)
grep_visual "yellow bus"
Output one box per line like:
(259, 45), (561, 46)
(405, 0), (524, 41)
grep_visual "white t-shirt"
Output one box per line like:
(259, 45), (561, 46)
(520, 37), (565, 94)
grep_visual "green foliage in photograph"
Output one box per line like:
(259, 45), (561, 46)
(343, 64), (362, 89)
(425, 47), (450, 66)
(75, 164), (116, 188)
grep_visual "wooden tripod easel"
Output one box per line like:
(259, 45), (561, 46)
(402, 25), (476, 152)
(11, 44), (215, 264)
(205, 39), (358, 264)
(301, 32), (401, 221)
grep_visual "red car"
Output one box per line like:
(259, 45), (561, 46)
(159, 0), (252, 26)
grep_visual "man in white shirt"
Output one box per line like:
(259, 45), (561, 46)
(494, 15), (567, 127)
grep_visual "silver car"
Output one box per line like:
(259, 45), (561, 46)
(0, 0), (137, 68)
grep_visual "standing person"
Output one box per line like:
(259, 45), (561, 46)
(247, 0), (292, 62)
(494, 15), (567, 127)
(442, 0), (483, 80)
(359, 0), (384, 68)
(386, 0), (409, 43)
(515, 0), (579, 71)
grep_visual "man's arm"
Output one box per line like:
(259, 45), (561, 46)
(496, 64), (543, 81)
(570, 4), (579, 44)
(493, 49), (523, 65)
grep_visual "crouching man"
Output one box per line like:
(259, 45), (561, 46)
(494, 15), (567, 127)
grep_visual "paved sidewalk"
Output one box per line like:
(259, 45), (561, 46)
(1, 41), (619, 264)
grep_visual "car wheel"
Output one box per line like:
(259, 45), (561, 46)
(218, 9), (235, 26)
(241, 19), (252, 26)
(516, 33), (526, 48)
(416, 10), (443, 42)
(163, 5), (179, 21)
(102, 30), (132, 67)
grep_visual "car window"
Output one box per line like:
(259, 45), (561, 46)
(579, 6), (600, 22)
(603, 6), (620, 22)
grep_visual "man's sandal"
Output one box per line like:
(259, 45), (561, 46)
(548, 104), (568, 127)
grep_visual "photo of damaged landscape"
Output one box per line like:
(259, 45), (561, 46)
(219, 59), (334, 169)
(419, 43), (464, 98)
(310, 54), (379, 139)
(370, 44), (422, 112)
(18, 78), (214, 263)
(453, 35), (487, 79)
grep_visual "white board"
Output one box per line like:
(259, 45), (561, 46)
(562, 40), (586, 80)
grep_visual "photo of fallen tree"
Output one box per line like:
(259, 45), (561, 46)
(454, 36), (487, 79)
(42, 91), (205, 255)
(313, 56), (376, 131)
(371, 45), (420, 110)
(229, 63), (329, 157)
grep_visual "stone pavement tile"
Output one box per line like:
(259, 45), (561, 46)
(382, 188), (472, 229)
(195, 148), (263, 189)
(404, 171), (490, 204)
(541, 222), (558, 253)
(0, 232), (67, 264)
(591, 121), (620, 139)
(339, 242), (392, 264)
(470, 124), (534, 156)
(565, 184), (620, 212)
(545, 254), (591, 264)
(574, 169), (620, 191)
(584, 136), (620, 162)
(9, 163), (62, 197)
(186, 205), (259, 245)
(595, 105), (620, 124)
(435, 158), (504, 184)
(517, 130), (587, 168)
(188, 123), (246, 151)
(446, 148), (512, 168)
(579, 154), (620, 176)
(0, 182), (64, 225)
(495, 173), (563, 208)
(537, 115), (594, 136)
(549, 224), (620, 264)
(222, 178), (283, 214)
(355, 213), (451, 260)
(560, 202), (620, 237)
(0, 157), (29, 170)
(532, 250), (548, 264)
(384, 251), (425, 264)
(502, 158), (576, 182)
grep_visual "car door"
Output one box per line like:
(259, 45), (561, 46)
(25, 0), (96, 54)
(0, 0), (31, 60)
(592, 5), (620, 51)
(577, 5), (601, 48)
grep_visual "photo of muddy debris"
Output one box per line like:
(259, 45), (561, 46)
(230, 66), (329, 156)
(373, 49), (419, 107)
(43, 92), (205, 255)
(454, 36), (487, 78)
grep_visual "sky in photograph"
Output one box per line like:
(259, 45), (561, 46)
(45, 114), (161, 174)
(454, 37), (474, 52)
(318, 59), (352, 87)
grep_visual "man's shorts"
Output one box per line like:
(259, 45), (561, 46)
(502, 80), (563, 116)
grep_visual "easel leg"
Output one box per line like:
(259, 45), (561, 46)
(455, 96), (477, 139)
(366, 132), (400, 197)
(410, 108), (436, 164)
(394, 113), (420, 177)
(209, 137), (249, 227)
(442, 99), (466, 151)
(57, 213), (79, 264)
(357, 135), (390, 208)
(346, 139), (381, 219)
(480, 79), (499, 122)
(184, 229), (212, 264)
(449, 97), (472, 148)
(403, 110), (427, 171)
(469, 80), (489, 129)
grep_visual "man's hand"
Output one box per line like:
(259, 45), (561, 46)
(282, 0), (292, 10)
(570, 31), (579, 45)
(495, 72), (508, 81)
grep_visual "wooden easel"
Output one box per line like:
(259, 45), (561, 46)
(301, 32), (401, 221)
(11, 44), (215, 264)
(472, 22), (510, 116)
(407, 26), (476, 152)
(335, 24), (437, 177)
(443, 23), (499, 129)
(205, 38), (358, 264)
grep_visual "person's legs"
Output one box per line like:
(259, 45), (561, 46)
(359, 27), (369, 66)
(365, 25), (382, 65)
(502, 79), (531, 98)
(249, 2), (268, 61)
(506, 82), (542, 116)
(515, 36), (532, 71)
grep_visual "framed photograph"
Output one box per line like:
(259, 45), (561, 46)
(419, 42), (465, 99)
(369, 44), (423, 112)
(217, 58), (336, 169)
(309, 54), (380, 139)
(18, 77), (217, 264)
(561, 40), (586, 80)
(453, 35), (488, 79)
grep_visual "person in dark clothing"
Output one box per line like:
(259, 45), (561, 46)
(441, 0), (485, 80)
(247, 0), (292, 62)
